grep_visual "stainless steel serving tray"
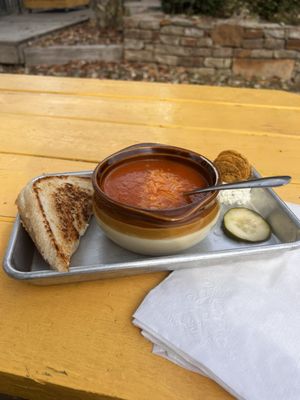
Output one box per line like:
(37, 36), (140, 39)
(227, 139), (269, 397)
(4, 170), (300, 285)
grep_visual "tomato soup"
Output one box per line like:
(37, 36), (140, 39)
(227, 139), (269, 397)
(102, 158), (207, 209)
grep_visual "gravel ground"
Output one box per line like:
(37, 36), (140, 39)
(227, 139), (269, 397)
(0, 20), (299, 93)
(0, 61), (298, 92)
(27, 21), (122, 47)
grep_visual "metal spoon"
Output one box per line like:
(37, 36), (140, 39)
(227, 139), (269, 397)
(184, 175), (291, 196)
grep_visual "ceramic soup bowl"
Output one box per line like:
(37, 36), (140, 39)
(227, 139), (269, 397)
(92, 143), (220, 255)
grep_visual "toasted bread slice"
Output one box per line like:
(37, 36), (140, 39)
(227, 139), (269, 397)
(16, 175), (93, 272)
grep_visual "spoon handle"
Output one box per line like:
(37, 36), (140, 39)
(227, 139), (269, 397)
(185, 176), (291, 196)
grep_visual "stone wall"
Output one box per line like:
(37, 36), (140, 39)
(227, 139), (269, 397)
(123, 15), (300, 84)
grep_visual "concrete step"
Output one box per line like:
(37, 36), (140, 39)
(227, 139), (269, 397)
(24, 44), (123, 66)
(0, 9), (92, 64)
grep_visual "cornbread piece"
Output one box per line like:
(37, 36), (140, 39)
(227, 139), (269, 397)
(16, 175), (93, 272)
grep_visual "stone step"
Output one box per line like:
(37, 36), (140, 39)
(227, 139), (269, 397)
(125, 6), (162, 15)
(124, 0), (161, 4)
(125, 0), (161, 4)
(124, 0), (161, 15)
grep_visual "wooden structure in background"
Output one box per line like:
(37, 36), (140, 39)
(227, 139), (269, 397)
(23, 0), (90, 10)
(0, 0), (21, 14)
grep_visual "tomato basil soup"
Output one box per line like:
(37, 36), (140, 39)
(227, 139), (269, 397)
(102, 158), (207, 209)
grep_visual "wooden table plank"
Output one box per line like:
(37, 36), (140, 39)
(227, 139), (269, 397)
(0, 74), (299, 400)
(0, 220), (231, 400)
(0, 153), (95, 218)
(1, 91), (299, 138)
(1, 74), (300, 108)
(1, 114), (300, 186)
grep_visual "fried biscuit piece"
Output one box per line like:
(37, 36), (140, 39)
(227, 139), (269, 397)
(214, 160), (243, 183)
(215, 150), (252, 182)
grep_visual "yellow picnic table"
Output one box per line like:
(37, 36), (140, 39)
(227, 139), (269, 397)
(0, 73), (299, 400)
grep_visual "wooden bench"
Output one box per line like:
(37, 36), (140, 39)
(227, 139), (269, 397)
(23, 0), (90, 10)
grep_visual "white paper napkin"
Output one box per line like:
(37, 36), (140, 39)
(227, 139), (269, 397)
(133, 203), (300, 400)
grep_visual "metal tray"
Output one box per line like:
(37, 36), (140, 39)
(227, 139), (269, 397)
(3, 170), (300, 285)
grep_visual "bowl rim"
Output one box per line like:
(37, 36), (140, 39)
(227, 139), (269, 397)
(92, 143), (220, 222)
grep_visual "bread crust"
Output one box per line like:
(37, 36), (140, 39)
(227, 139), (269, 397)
(16, 175), (93, 272)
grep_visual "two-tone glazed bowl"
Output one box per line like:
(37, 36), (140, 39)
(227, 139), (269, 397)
(92, 143), (220, 256)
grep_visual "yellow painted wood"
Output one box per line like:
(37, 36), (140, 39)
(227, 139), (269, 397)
(23, 0), (90, 9)
(1, 91), (300, 138)
(0, 74), (299, 400)
(0, 153), (95, 218)
(0, 113), (300, 183)
(1, 74), (300, 109)
(0, 220), (230, 400)
(274, 185), (300, 204)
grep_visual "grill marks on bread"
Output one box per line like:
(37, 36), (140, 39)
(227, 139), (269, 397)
(17, 175), (93, 272)
(33, 183), (64, 263)
(52, 182), (92, 241)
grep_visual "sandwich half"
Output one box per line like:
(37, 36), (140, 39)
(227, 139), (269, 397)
(16, 175), (93, 272)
